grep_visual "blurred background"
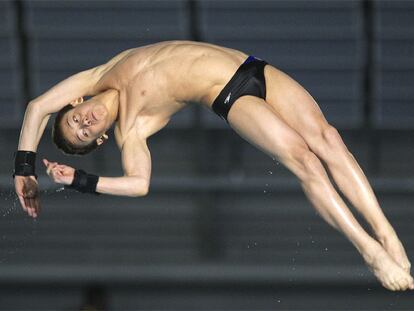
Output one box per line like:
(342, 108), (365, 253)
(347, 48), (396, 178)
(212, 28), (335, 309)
(0, 0), (413, 310)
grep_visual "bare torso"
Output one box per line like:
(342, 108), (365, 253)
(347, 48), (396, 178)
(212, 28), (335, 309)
(96, 41), (248, 146)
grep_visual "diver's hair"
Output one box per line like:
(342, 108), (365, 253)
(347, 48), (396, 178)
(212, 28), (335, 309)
(52, 104), (98, 156)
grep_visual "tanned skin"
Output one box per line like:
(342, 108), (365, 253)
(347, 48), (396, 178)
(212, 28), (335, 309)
(14, 41), (413, 291)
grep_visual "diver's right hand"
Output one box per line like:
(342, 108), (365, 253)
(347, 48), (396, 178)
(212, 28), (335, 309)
(14, 175), (40, 218)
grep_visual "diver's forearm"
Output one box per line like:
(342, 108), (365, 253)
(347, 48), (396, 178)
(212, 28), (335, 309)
(18, 102), (49, 152)
(96, 176), (149, 197)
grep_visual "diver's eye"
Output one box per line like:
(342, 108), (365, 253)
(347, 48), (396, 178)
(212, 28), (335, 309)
(83, 130), (89, 138)
(73, 116), (78, 123)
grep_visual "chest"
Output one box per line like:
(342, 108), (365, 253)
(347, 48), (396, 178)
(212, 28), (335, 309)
(113, 87), (173, 149)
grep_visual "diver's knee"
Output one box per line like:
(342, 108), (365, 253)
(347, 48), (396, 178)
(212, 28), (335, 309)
(308, 125), (348, 158)
(283, 146), (323, 181)
(322, 125), (345, 149)
(301, 151), (324, 177)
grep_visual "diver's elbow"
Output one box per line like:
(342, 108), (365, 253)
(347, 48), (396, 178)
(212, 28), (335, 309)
(131, 183), (149, 197)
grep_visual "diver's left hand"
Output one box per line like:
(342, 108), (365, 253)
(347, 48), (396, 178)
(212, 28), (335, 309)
(43, 159), (75, 185)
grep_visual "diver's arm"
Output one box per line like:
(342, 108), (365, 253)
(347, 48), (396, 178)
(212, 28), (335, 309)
(43, 136), (151, 197)
(15, 68), (103, 217)
(96, 176), (150, 197)
(18, 48), (134, 152)
(97, 135), (152, 196)
(18, 67), (105, 152)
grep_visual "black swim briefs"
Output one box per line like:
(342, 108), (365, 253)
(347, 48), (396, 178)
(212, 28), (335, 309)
(212, 55), (268, 122)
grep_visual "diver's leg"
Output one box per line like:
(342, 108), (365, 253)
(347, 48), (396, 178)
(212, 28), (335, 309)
(226, 96), (413, 291)
(264, 65), (411, 273)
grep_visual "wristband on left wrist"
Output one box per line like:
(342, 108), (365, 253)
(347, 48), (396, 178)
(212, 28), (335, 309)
(66, 169), (99, 194)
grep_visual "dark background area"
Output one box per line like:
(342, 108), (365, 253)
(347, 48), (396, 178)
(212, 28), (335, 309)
(0, 0), (413, 310)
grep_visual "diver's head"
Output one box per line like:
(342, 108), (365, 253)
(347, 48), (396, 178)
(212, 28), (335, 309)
(52, 96), (113, 155)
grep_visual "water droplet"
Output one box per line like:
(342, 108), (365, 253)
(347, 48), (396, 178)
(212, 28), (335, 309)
(263, 190), (267, 194)
(324, 247), (328, 251)
(268, 170), (273, 175)
(56, 187), (65, 192)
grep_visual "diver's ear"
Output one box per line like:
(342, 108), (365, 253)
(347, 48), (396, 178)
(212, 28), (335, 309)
(96, 133), (108, 146)
(69, 97), (84, 106)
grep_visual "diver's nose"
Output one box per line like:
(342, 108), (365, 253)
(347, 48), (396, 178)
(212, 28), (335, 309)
(83, 116), (91, 126)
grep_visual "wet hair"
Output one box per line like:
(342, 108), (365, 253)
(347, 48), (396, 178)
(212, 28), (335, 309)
(52, 104), (99, 156)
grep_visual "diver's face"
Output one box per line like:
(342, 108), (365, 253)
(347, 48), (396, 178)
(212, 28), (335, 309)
(61, 100), (109, 147)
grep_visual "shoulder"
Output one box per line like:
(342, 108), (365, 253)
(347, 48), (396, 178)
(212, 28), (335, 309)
(91, 49), (140, 92)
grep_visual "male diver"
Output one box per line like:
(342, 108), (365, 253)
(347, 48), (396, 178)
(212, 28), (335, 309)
(13, 41), (413, 291)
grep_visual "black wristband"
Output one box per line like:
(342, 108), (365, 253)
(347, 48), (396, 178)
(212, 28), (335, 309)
(13, 151), (37, 178)
(67, 169), (99, 194)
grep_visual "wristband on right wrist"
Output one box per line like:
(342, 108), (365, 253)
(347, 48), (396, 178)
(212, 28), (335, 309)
(13, 150), (37, 178)
(67, 169), (99, 194)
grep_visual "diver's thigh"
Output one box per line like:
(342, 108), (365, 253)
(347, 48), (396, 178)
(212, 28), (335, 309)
(264, 65), (330, 137)
(227, 95), (310, 162)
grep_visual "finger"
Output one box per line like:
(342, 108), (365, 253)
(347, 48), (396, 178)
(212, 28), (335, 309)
(24, 195), (37, 217)
(52, 166), (63, 173)
(30, 197), (39, 216)
(29, 198), (38, 218)
(18, 195), (27, 211)
(34, 197), (41, 217)
(51, 171), (61, 182)
(46, 164), (57, 176)
(48, 163), (59, 173)
(29, 198), (37, 218)
(24, 197), (32, 217)
(57, 165), (67, 171)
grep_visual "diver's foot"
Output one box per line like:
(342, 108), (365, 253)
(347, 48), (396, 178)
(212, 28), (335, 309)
(379, 235), (411, 274)
(363, 244), (414, 291)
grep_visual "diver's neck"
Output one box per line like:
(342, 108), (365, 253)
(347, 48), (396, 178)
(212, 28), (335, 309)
(98, 89), (119, 124)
